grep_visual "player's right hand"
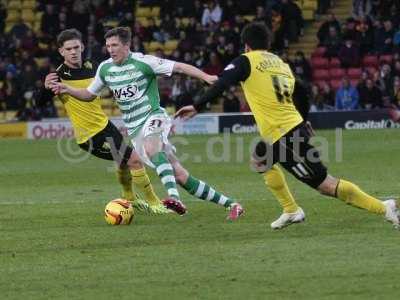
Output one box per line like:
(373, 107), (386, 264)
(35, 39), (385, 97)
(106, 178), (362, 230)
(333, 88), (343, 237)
(44, 73), (59, 89)
(174, 105), (198, 120)
(204, 75), (218, 85)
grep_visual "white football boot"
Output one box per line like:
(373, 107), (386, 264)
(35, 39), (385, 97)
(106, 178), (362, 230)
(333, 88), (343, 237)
(271, 207), (305, 230)
(383, 199), (399, 229)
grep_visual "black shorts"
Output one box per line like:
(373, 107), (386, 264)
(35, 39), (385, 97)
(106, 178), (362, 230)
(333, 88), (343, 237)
(78, 121), (133, 166)
(253, 123), (328, 189)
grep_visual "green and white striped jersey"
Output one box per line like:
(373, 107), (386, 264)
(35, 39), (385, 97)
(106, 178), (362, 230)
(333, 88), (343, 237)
(87, 52), (175, 136)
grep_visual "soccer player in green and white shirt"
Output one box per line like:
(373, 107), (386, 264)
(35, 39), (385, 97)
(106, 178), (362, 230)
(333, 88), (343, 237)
(50, 27), (243, 220)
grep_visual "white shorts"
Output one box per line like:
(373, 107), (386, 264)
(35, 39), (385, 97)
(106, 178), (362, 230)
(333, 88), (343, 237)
(131, 112), (176, 168)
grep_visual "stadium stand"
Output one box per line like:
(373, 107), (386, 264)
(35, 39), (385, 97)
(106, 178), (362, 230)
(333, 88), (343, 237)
(1, 0), (400, 121)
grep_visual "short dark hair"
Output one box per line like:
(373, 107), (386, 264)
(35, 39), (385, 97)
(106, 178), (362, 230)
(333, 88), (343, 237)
(104, 27), (132, 45)
(241, 22), (271, 50)
(57, 29), (82, 47)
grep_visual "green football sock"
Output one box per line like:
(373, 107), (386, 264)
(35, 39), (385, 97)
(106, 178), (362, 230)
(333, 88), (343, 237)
(150, 152), (180, 200)
(182, 175), (234, 208)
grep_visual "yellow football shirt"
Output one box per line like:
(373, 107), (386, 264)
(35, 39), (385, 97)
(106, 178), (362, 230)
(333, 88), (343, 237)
(241, 50), (303, 143)
(56, 61), (108, 144)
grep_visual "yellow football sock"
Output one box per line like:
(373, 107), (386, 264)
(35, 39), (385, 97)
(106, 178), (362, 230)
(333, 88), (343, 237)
(336, 179), (385, 214)
(264, 165), (299, 213)
(131, 167), (160, 205)
(116, 166), (137, 202)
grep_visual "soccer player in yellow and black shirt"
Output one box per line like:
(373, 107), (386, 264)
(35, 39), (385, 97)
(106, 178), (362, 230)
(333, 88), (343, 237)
(175, 23), (400, 229)
(45, 29), (168, 214)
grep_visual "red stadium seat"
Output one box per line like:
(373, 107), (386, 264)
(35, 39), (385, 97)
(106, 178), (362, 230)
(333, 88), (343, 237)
(330, 79), (342, 90)
(347, 68), (362, 79)
(329, 68), (346, 79)
(350, 79), (359, 87)
(329, 58), (341, 68)
(311, 57), (329, 69)
(313, 69), (330, 80)
(311, 47), (326, 58)
(379, 54), (393, 64)
(365, 67), (377, 76)
(362, 55), (378, 67)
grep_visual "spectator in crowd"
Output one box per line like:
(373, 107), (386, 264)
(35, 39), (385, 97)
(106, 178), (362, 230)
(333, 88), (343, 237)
(338, 38), (360, 68)
(2, 71), (21, 110)
(393, 60), (400, 77)
(254, 5), (268, 25)
(170, 76), (200, 110)
(222, 0), (238, 23)
(18, 79), (57, 120)
(389, 3), (400, 28)
(221, 42), (238, 65)
(323, 26), (342, 58)
(119, 12), (135, 28)
(270, 8), (286, 51)
(171, 74), (188, 104)
(201, 1), (223, 27)
(375, 19), (394, 54)
(177, 31), (194, 53)
(291, 51), (312, 81)
(203, 52), (223, 75)
(392, 76), (400, 107)
(41, 4), (60, 37)
(335, 77), (360, 110)
(9, 16), (31, 40)
(341, 18), (358, 42)
(356, 70), (369, 94)
(222, 86), (241, 112)
(358, 78), (383, 109)
(377, 64), (394, 104)
(356, 15), (374, 56)
(310, 84), (325, 111)
(317, 13), (341, 45)
(353, 0), (372, 17)
(320, 81), (335, 108)
(20, 64), (37, 93)
(280, 0), (304, 42)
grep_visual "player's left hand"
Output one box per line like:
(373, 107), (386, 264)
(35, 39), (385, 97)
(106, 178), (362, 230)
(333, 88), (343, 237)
(204, 75), (218, 85)
(174, 105), (198, 120)
(50, 82), (68, 95)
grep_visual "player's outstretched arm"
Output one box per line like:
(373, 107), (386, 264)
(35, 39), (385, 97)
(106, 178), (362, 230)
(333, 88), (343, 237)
(173, 62), (218, 85)
(50, 82), (96, 102)
(175, 55), (251, 121)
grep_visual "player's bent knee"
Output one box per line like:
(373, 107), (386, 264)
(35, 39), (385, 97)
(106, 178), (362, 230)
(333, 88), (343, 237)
(317, 175), (339, 196)
(250, 157), (269, 173)
(143, 135), (162, 159)
(127, 157), (143, 170)
(124, 150), (142, 169)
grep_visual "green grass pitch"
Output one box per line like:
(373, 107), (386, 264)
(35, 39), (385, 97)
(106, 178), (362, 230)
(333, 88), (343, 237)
(1, 129), (399, 299)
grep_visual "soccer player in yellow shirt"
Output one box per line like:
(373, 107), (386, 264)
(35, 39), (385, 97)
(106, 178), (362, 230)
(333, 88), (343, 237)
(45, 29), (167, 214)
(175, 23), (399, 229)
